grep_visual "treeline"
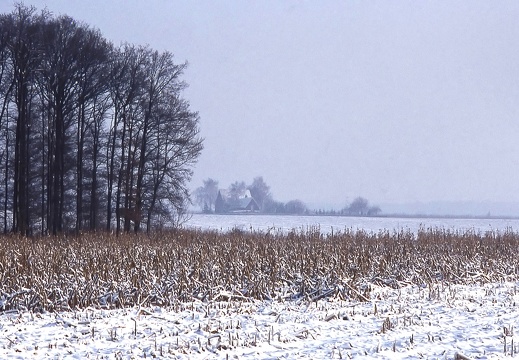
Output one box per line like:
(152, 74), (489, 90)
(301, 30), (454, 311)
(315, 197), (381, 216)
(195, 178), (381, 216)
(193, 177), (309, 214)
(0, 5), (203, 235)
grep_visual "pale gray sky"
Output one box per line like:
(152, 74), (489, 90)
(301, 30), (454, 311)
(2, 1), (519, 210)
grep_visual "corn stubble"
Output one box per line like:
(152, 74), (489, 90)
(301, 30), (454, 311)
(0, 227), (517, 312)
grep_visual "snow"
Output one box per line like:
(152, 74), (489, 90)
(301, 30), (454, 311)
(186, 213), (519, 235)
(2, 215), (518, 359)
(1, 282), (518, 359)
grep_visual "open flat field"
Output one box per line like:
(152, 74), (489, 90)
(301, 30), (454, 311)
(186, 213), (519, 235)
(0, 228), (518, 358)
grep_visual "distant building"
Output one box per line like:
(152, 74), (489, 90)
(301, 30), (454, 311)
(215, 189), (259, 213)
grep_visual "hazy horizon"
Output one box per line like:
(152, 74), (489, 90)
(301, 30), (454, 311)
(3, 1), (519, 212)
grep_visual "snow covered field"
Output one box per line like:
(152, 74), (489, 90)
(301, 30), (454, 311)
(1, 282), (518, 359)
(186, 213), (519, 235)
(0, 215), (519, 359)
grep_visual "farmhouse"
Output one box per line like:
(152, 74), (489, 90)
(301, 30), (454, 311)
(214, 189), (259, 213)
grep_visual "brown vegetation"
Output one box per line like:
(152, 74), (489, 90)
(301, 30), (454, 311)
(0, 227), (518, 312)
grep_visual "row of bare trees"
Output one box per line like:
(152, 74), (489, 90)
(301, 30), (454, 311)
(0, 5), (203, 235)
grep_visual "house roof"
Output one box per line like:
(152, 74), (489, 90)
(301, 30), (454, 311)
(216, 189), (258, 211)
(217, 189), (252, 200)
(234, 197), (256, 209)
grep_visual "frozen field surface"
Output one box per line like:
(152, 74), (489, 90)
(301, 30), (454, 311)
(1, 282), (518, 359)
(186, 214), (519, 235)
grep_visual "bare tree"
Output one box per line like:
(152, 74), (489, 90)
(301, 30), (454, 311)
(3, 5), (46, 235)
(228, 181), (246, 200)
(346, 197), (369, 216)
(344, 197), (381, 216)
(0, 5), (203, 235)
(248, 176), (271, 212)
(106, 46), (202, 233)
(367, 205), (381, 216)
(74, 26), (111, 232)
(193, 178), (219, 212)
(106, 44), (147, 233)
(133, 50), (189, 232)
(284, 199), (307, 214)
(0, 13), (15, 233)
(142, 93), (203, 232)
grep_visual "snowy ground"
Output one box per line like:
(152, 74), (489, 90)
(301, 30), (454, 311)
(186, 213), (519, 235)
(2, 282), (518, 359)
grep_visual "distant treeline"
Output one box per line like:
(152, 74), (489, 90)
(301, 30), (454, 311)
(315, 197), (381, 216)
(193, 177), (308, 214)
(193, 177), (381, 216)
(0, 5), (203, 235)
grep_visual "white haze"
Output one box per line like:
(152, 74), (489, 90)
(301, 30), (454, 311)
(2, 1), (519, 214)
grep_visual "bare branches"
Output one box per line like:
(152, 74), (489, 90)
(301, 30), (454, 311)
(0, 5), (202, 235)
